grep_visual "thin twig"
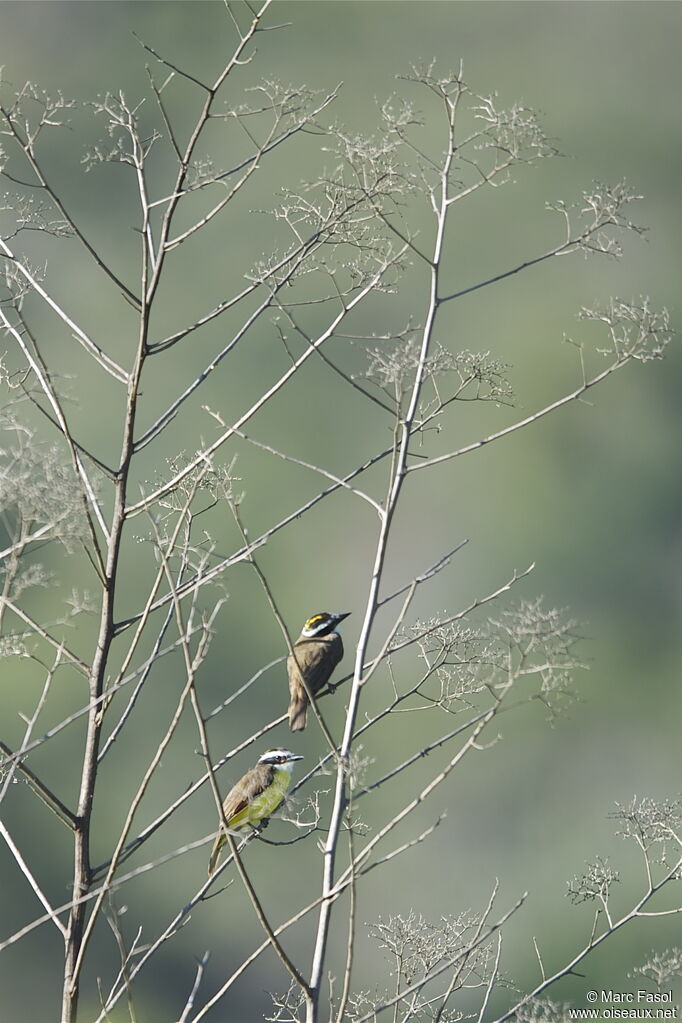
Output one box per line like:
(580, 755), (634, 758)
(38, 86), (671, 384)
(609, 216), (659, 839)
(0, 239), (129, 382)
(0, 740), (77, 830)
(0, 820), (67, 937)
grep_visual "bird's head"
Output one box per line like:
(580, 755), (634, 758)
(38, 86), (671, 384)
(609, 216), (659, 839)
(258, 748), (304, 767)
(300, 611), (350, 638)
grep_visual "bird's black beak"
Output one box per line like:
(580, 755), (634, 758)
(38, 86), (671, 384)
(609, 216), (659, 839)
(288, 754), (304, 761)
(335, 612), (351, 623)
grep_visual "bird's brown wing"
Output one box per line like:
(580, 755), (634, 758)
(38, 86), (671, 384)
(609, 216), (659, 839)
(221, 763), (273, 825)
(287, 634), (344, 731)
(288, 634), (343, 696)
(208, 765), (273, 875)
(219, 785), (250, 825)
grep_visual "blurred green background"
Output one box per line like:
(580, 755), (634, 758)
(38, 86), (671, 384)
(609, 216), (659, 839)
(1, 2), (681, 1020)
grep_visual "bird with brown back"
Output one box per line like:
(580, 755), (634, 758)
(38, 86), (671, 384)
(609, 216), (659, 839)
(207, 748), (303, 876)
(287, 611), (350, 731)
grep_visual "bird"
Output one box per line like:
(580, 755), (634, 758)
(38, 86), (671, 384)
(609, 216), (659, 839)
(207, 748), (303, 876)
(287, 611), (350, 732)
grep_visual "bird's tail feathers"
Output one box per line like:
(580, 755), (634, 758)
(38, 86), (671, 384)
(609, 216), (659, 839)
(288, 695), (308, 732)
(207, 831), (225, 876)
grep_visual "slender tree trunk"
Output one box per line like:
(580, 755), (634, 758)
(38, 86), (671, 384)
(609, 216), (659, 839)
(60, 349), (146, 1020)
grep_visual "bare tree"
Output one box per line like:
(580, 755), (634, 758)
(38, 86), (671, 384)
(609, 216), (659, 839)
(0, 4), (678, 1023)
